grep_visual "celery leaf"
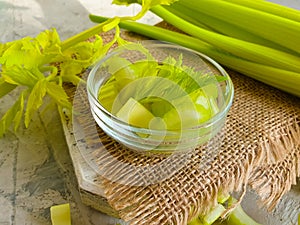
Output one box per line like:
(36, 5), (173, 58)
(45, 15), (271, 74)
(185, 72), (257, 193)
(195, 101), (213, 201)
(24, 79), (48, 127)
(13, 90), (26, 131)
(1, 65), (43, 87)
(46, 82), (72, 110)
(0, 78), (17, 98)
(0, 90), (28, 137)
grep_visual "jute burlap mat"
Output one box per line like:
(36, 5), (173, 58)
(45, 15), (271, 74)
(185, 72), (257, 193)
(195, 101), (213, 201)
(67, 26), (300, 225)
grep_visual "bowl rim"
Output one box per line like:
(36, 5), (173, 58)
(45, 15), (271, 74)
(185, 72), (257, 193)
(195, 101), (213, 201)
(87, 40), (234, 135)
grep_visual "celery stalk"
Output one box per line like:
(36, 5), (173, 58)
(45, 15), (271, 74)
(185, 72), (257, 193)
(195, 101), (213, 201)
(164, 0), (300, 54)
(150, 6), (300, 72)
(61, 23), (104, 50)
(161, 5), (215, 32)
(89, 16), (300, 97)
(220, 0), (300, 23)
(163, 3), (295, 54)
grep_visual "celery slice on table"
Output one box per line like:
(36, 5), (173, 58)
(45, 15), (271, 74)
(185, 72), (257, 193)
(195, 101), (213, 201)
(186, 192), (262, 225)
(50, 203), (71, 225)
(217, 193), (230, 204)
(226, 197), (262, 225)
(202, 204), (226, 225)
(188, 204), (226, 225)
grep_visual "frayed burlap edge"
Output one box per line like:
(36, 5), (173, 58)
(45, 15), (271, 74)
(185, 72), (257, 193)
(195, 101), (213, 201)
(249, 123), (300, 211)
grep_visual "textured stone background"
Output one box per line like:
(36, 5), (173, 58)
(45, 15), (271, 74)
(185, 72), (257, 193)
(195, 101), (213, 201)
(0, 0), (299, 225)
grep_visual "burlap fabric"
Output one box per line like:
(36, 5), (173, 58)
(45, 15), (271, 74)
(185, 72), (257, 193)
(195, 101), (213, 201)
(69, 27), (300, 225)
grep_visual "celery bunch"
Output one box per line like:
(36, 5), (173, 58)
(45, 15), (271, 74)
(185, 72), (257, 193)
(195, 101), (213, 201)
(90, 0), (300, 97)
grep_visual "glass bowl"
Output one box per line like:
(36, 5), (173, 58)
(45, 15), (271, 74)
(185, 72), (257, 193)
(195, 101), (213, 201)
(87, 41), (234, 154)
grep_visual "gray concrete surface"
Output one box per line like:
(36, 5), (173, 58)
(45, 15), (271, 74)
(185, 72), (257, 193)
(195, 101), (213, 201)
(0, 0), (299, 225)
(0, 1), (150, 224)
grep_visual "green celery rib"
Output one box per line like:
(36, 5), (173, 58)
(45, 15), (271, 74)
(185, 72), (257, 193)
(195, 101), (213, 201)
(163, 3), (293, 54)
(89, 15), (300, 97)
(149, 6), (300, 73)
(220, 0), (300, 23)
(61, 23), (104, 50)
(171, 0), (300, 54)
(209, 50), (300, 97)
(161, 5), (216, 32)
(89, 14), (213, 52)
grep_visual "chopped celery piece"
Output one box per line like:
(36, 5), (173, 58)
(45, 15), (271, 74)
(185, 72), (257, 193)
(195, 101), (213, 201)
(116, 97), (155, 128)
(163, 107), (198, 130)
(140, 97), (174, 118)
(188, 216), (203, 225)
(226, 206), (261, 225)
(217, 193), (230, 204)
(227, 197), (262, 225)
(163, 103), (211, 130)
(148, 116), (167, 130)
(201, 204), (226, 225)
(187, 194), (262, 225)
(188, 204), (226, 225)
(161, 88), (212, 129)
(208, 97), (219, 115)
(98, 80), (119, 112)
(202, 83), (219, 99)
(162, 89), (217, 130)
(50, 203), (71, 225)
(98, 60), (159, 112)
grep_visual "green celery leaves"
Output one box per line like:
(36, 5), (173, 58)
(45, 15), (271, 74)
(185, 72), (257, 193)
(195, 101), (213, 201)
(0, 0), (181, 137)
(0, 28), (108, 137)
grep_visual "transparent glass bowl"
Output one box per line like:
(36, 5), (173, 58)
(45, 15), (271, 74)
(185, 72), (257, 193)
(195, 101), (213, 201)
(87, 41), (234, 154)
